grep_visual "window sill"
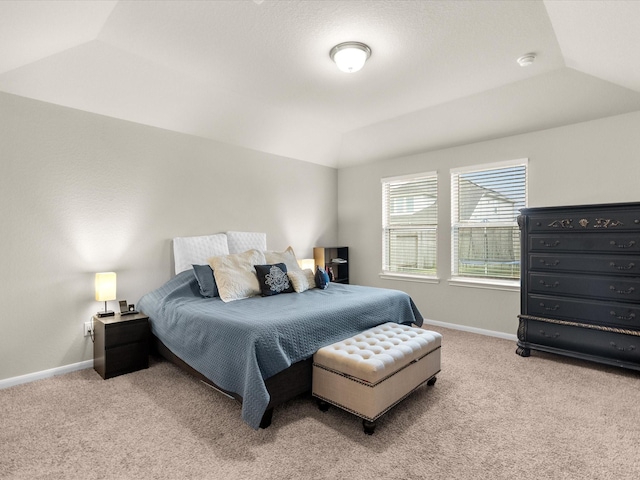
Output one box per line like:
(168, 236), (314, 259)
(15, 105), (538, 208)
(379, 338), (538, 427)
(379, 272), (440, 284)
(448, 277), (520, 292)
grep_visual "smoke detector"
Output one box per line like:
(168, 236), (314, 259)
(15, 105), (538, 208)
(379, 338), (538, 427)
(517, 53), (536, 67)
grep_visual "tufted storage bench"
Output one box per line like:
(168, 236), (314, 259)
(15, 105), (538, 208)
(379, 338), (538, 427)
(312, 322), (441, 434)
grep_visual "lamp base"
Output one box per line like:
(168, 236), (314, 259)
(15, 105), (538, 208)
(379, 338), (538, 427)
(97, 310), (115, 318)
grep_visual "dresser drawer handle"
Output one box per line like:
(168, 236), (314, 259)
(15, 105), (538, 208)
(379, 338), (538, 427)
(539, 280), (559, 288)
(609, 342), (636, 352)
(539, 302), (559, 311)
(609, 285), (635, 295)
(539, 259), (560, 267)
(609, 310), (636, 321)
(609, 261), (636, 271)
(609, 240), (636, 249)
(539, 240), (560, 248)
(539, 330), (560, 339)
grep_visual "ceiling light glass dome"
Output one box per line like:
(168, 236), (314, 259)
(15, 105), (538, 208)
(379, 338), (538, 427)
(330, 42), (372, 73)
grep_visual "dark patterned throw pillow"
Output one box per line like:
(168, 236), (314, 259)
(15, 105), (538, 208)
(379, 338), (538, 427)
(255, 263), (294, 296)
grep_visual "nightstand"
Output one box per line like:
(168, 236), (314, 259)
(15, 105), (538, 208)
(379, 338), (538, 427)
(93, 312), (150, 379)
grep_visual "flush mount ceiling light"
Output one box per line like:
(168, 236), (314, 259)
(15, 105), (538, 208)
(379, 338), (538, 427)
(517, 53), (536, 67)
(330, 42), (371, 73)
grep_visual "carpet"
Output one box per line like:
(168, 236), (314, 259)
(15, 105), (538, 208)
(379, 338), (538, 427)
(1, 326), (639, 479)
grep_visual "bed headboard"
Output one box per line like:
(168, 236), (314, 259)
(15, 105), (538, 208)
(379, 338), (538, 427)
(226, 231), (267, 254)
(173, 232), (267, 275)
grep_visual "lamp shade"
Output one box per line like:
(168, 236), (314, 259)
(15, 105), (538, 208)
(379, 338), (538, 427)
(95, 272), (116, 302)
(330, 42), (371, 73)
(298, 258), (315, 270)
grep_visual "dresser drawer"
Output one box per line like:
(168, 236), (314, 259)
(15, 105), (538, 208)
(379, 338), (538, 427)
(527, 209), (640, 233)
(528, 234), (640, 253)
(529, 253), (640, 275)
(529, 272), (640, 302)
(527, 294), (640, 329)
(522, 319), (640, 365)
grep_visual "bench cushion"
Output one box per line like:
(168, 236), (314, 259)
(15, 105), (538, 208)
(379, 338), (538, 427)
(314, 323), (442, 384)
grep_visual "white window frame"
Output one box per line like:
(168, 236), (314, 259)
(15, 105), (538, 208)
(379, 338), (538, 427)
(450, 159), (527, 290)
(381, 171), (439, 282)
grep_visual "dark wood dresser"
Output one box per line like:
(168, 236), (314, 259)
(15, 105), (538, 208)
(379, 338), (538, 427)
(517, 202), (640, 371)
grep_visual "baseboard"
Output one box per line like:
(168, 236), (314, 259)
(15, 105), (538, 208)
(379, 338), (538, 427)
(0, 359), (94, 390)
(422, 319), (518, 342)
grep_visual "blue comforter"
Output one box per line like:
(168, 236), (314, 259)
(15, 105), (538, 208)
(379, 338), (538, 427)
(138, 271), (423, 429)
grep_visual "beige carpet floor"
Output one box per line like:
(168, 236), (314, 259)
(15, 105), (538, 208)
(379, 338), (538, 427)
(1, 326), (639, 480)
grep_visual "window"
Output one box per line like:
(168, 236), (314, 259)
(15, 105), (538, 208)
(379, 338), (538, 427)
(451, 159), (527, 282)
(382, 172), (438, 277)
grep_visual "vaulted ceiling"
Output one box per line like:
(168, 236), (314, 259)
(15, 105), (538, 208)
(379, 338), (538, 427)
(2, 1), (640, 168)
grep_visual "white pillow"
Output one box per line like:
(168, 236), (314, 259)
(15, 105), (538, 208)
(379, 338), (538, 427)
(264, 246), (303, 275)
(288, 269), (316, 293)
(209, 249), (266, 303)
(227, 231), (267, 254)
(173, 234), (229, 275)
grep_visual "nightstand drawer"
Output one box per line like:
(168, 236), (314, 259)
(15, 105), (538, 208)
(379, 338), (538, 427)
(104, 319), (148, 348)
(103, 342), (149, 379)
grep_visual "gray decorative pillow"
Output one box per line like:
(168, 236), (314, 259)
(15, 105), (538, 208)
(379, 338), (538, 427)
(255, 263), (294, 296)
(192, 264), (218, 297)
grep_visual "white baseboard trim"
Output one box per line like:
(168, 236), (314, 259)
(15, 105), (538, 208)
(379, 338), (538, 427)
(0, 359), (93, 390)
(422, 318), (518, 342)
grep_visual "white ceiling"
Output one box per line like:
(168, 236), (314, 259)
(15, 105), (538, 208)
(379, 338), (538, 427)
(2, 0), (640, 168)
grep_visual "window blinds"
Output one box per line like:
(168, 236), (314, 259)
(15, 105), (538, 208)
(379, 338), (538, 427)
(382, 172), (438, 276)
(451, 160), (527, 280)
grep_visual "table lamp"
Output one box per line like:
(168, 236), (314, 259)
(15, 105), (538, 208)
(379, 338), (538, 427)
(95, 272), (116, 317)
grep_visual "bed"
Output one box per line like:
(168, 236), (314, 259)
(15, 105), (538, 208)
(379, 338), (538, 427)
(138, 232), (424, 429)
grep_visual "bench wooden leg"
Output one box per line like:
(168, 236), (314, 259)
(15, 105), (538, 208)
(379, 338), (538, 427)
(363, 419), (376, 435)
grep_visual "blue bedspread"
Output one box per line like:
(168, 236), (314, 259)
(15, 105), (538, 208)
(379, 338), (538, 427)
(138, 271), (423, 429)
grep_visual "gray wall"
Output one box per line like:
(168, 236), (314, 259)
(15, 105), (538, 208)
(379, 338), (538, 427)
(0, 92), (338, 381)
(338, 110), (640, 335)
(4, 87), (640, 382)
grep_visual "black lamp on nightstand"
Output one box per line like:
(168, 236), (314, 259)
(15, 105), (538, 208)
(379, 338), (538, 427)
(95, 272), (116, 317)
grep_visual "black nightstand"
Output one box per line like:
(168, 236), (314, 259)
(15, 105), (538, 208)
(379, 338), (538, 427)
(93, 312), (150, 379)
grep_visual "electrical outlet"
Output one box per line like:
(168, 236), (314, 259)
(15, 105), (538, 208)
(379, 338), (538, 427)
(84, 321), (93, 337)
